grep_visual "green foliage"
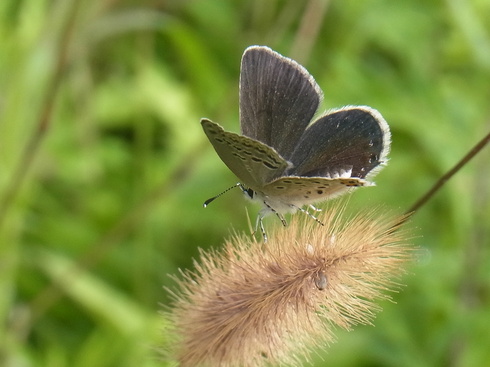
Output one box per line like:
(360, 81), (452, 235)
(0, 0), (489, 366)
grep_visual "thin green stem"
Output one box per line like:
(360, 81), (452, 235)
(0, 1), (81, 229)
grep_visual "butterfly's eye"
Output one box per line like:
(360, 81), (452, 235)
(245, 188), (255, 199)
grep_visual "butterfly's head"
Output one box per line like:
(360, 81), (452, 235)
(241, 186), (255, 201)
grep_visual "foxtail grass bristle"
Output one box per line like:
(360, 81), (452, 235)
(166, 204), (412, 367)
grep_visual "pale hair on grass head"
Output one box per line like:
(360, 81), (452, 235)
(166, 204), (412, 367)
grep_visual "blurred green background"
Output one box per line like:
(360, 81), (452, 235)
(1, 0), (489, 366)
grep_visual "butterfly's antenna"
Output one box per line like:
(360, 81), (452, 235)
(203, 183), (242, 207)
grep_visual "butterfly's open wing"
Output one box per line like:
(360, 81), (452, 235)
(201, 118), (291, 190)
(287, 106), (391, 180)
(239, 46), (322, 160)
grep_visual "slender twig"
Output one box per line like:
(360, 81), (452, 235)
(0, 1), (81, 228)
(404, 130), (490, 216)
(290, 0), (330, 64)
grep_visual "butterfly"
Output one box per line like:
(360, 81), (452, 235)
(202, 46), (390, 239)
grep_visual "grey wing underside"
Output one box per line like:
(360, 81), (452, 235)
(261, 176), (368, 208)
(201, 118), (291, 190)
(239, 46), (322, 161)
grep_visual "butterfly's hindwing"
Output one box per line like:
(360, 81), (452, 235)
(261, 176), (367, 207)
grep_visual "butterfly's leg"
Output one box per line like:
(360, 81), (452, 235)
(309, 205), (322, 212)
(258, 200), (287, 227)
(275, 212), (287, 227)
(291, 205), (325, 226)
(254, 203), (286, 242)
(253, 213), (268, 243)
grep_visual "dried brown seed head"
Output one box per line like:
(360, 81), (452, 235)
(166, 205), (412, 367)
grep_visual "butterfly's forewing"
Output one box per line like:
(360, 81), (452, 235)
(201, 118), (290, 190)
(262, 176), (367, 207)
(287, 106), (391, 180)
(239, 46), (322, 160)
